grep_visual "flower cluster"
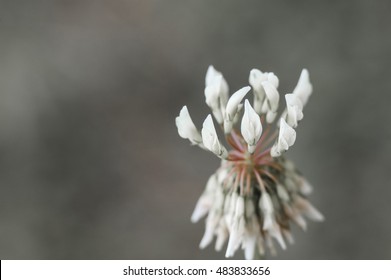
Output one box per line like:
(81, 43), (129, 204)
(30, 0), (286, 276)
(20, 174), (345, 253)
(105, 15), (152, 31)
(175, 66), (324, 259)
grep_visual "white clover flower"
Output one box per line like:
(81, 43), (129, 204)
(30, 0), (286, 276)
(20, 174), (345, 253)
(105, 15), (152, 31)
(241, 100), (262, 153)
(175, 106), (203, 146)
(201, 115), (228, 159)
(176, 66), (323, 259)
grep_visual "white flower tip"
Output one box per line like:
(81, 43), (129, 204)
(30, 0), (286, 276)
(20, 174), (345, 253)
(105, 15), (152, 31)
(271, 118), (296, 157)
(282, 229), (295, 245)
(293, 68), (313, 106)
(241, 100), (262, 147)
(199, 237), (210, 249)
(243, 234), (257, 260)
(281, 118), (297, 145)
(191, 213), (202, 223)
(260, 81), (280, 118)
(225, 86), (251, 122)
(271, 228), (286, 250)
(191, 201), (209, 223)
(261, 80), (279, 96)
(267, 72), (279, 88)
(205, 65), (219, 86)
(175, 106), (202, 144)
(304, 204), (325, 222)
(201, 114), (228, 158)
(285, 93), (304, 127)
(249, 69), (263, 87)
(299, 178), (313, 195)
(249, 69), (279, 89)
(294, 215), (307, 231)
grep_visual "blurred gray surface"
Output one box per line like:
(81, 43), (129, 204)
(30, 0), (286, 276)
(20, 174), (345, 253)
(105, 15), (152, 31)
(0, 0), (390, 259)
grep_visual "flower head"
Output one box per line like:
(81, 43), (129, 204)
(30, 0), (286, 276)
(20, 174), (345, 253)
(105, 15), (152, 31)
(176, 65), (323, 258)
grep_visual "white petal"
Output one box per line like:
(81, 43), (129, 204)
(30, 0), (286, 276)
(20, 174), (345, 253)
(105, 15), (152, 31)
(261, 81), (280, 112)
(267, 72), (279, 88)
(199, 211), (218, 249)
(201, 115), (228, 158)
(175, 106), (202, 145)
(204, 77), (224, 123)
(280, 118), (296, 147)
(241, 100), (262, 153)
(224, 192), (238, 229)
(293, 214), (307, 231)
(295, 196), (324, 222)
(225, 86), (250, 121)
(265, 234), (277, 256)
(276, 184), (290, 202)
(259, 192), (274, 230)
(205, 65), (229, 93)
(271, 118), (296, 157)
(284, 204), (307, 231)
(269, 224), (286, 250)
(243, 232), (257, 260)
(191, 174), (218, 223)
(224, 86), (250, 133)
(199, 189), (224, 249)
(205, 65), (220, 86)
(249, 69), (266, 114)
(282, 229), (295, 244)
(249, 69), (266, 90)
(249, 69), (279, 92)
(285, 93), (304, 128)
(225, 196), (245, 258)
(243, 199), (260, 259)
(298, 177), (313, 195)
(215, 219), (229, 251)
(216, 168), (228, 185)
(205, 66), (229, 124)
(293, 69), (313, 107)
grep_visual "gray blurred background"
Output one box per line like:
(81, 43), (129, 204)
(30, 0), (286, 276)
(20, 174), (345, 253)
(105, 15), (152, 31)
(0, 0), (390, 259)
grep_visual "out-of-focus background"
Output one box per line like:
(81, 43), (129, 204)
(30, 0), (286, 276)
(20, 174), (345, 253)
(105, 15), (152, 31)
(0, 0), (390, 259)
